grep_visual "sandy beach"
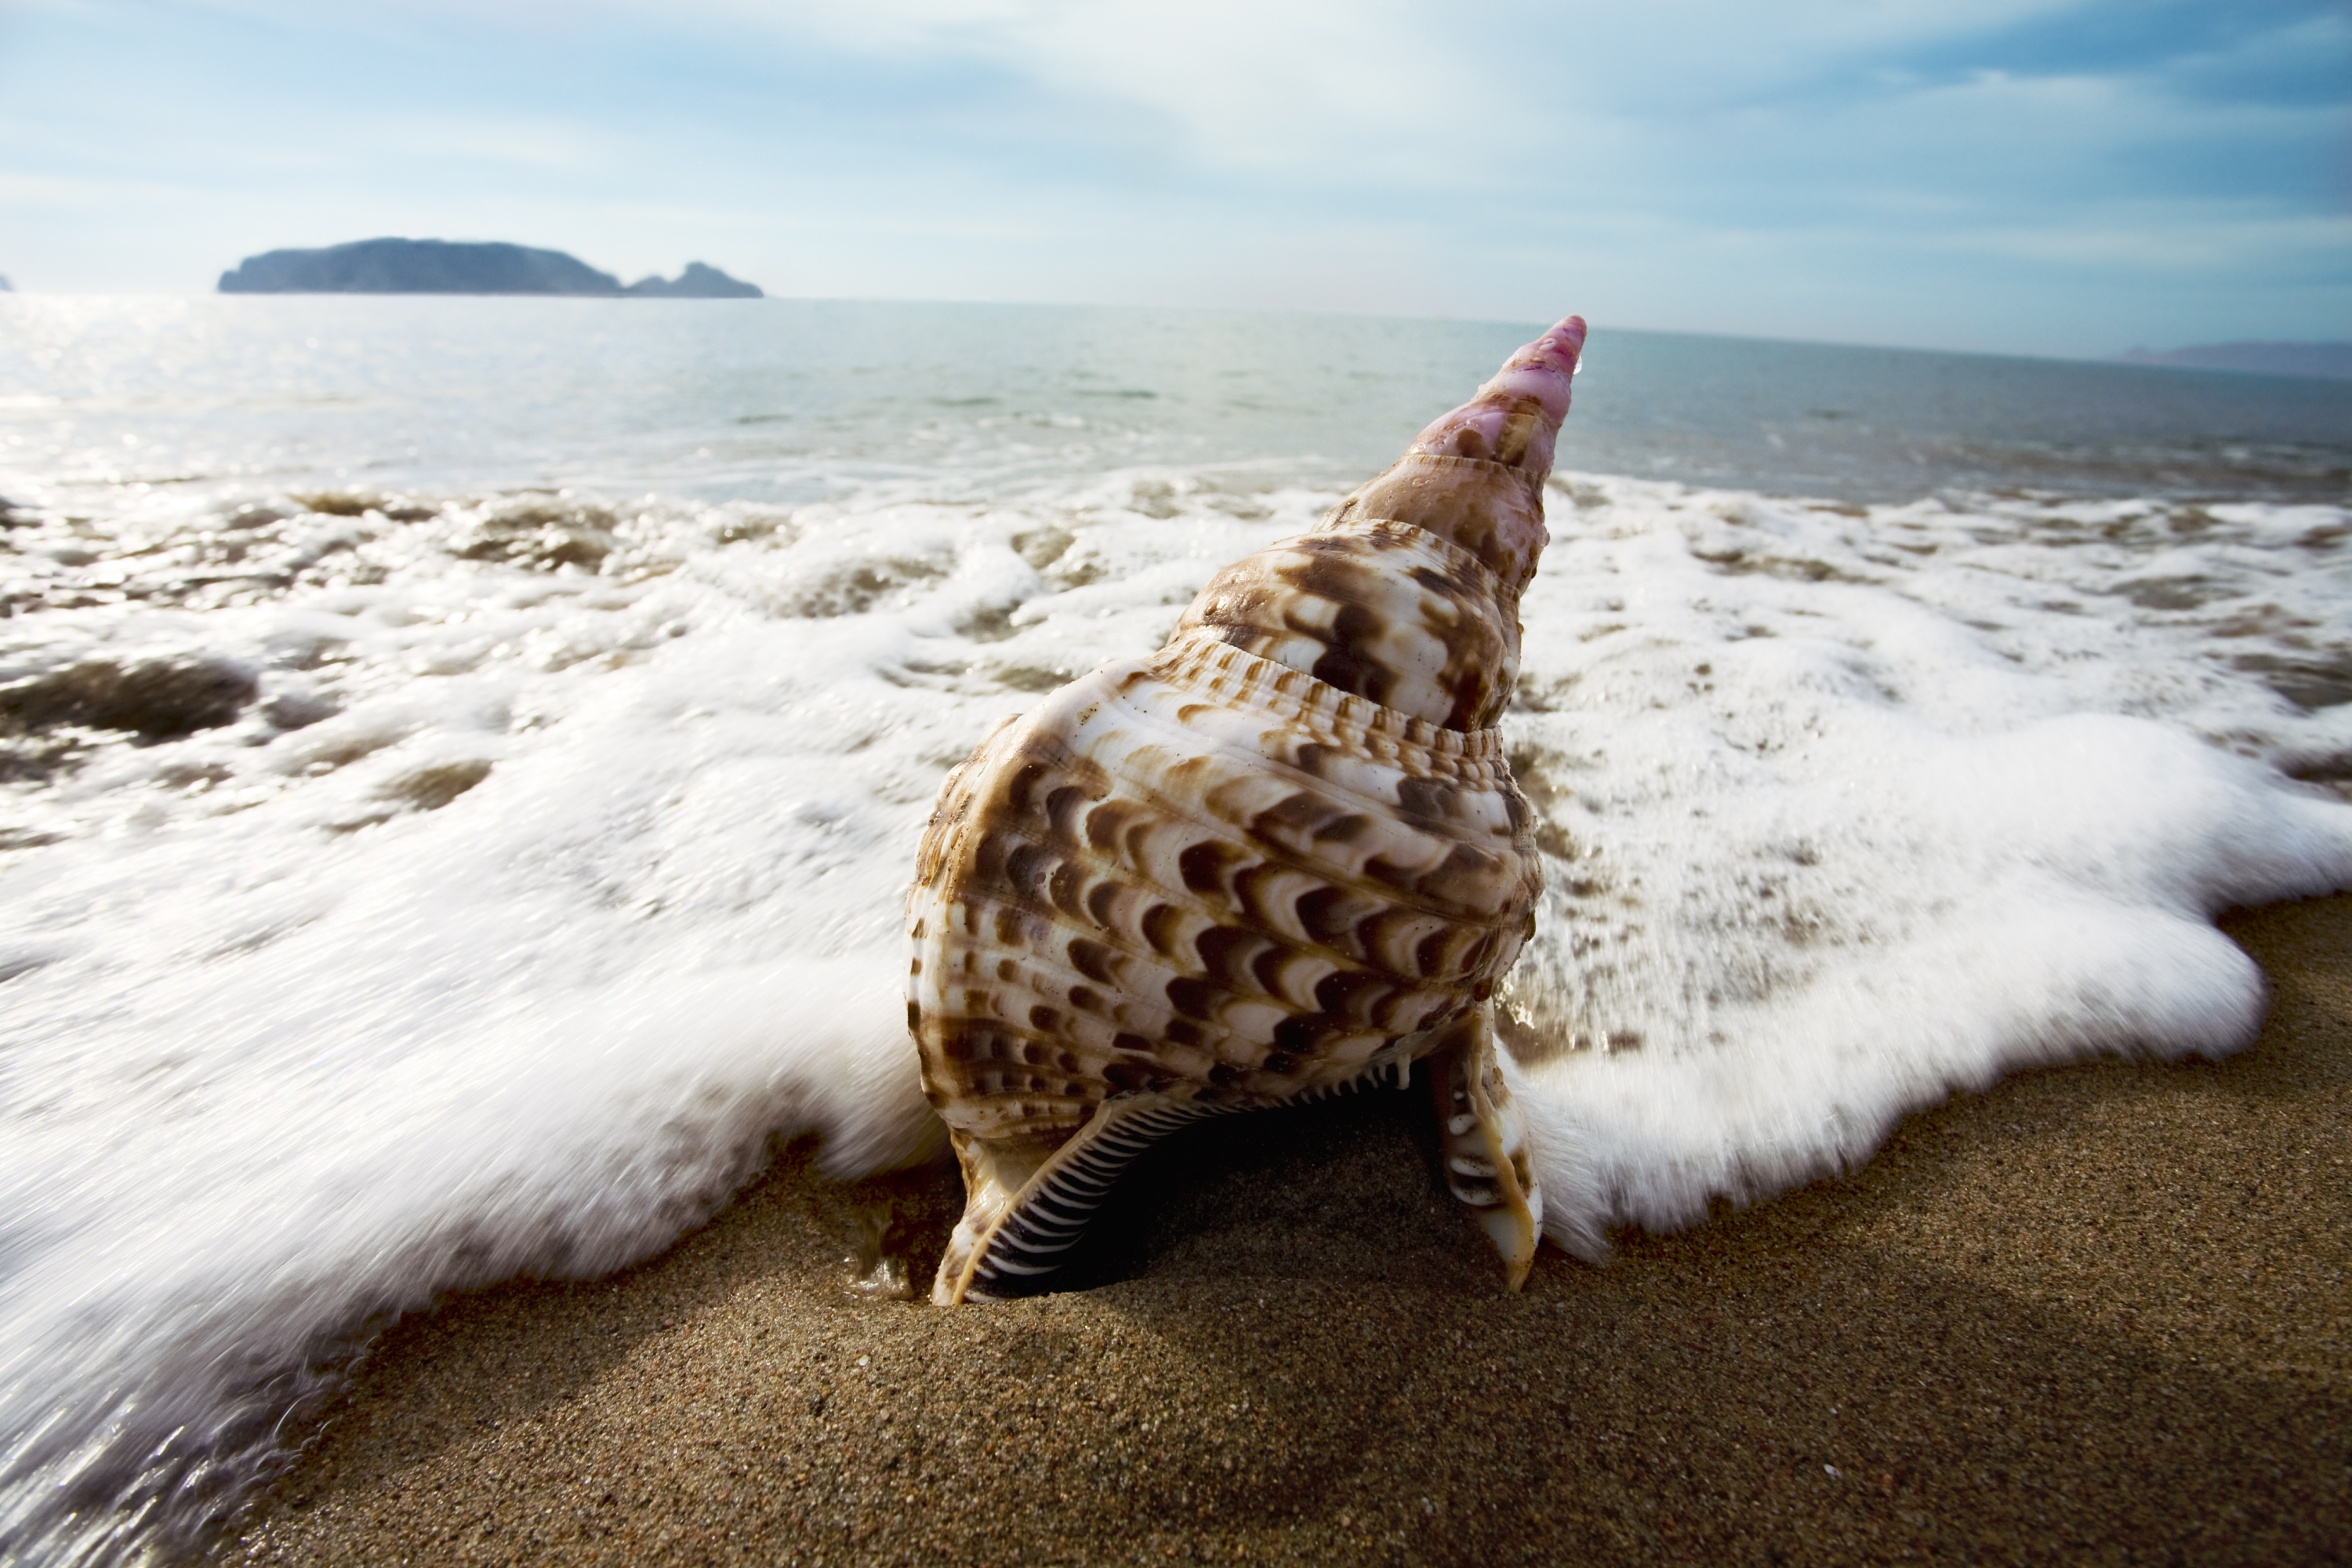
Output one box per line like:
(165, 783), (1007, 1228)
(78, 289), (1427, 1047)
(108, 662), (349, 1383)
(217, 895), (2350, 1566)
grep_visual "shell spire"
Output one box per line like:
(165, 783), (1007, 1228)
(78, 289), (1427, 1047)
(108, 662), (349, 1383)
(909, 317), (1586, 1304)
(1384, 310), (1584, 589)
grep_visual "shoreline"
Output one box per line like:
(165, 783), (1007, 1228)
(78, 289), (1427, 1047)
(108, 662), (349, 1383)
(220, 895), (2351, 1565)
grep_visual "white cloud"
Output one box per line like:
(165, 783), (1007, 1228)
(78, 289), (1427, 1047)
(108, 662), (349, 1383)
(168, 0), (2090, 186)
(0, 0), (2340, 349)
(375, 115), (608, 172)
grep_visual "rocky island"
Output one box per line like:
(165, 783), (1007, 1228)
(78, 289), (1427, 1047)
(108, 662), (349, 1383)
(216, 238), (762, 298)
(620, 261), (762, 298)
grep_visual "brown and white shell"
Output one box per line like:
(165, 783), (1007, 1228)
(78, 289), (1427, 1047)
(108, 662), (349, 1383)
(907, 318), (1586, 1303)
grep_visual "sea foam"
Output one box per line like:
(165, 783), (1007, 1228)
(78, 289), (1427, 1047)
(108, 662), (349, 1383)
(3, 325), (2350, 1560)
(1496, 480), (2352, 1254)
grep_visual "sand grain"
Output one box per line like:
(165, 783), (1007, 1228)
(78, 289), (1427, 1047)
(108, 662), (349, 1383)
(222, 897), (2352, 1565)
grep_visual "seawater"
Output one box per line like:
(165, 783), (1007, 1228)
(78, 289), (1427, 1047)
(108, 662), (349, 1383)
(3, 297), (2350, 1563)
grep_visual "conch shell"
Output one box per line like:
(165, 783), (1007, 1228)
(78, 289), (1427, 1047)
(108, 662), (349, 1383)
(908, 317), (1586, 1304)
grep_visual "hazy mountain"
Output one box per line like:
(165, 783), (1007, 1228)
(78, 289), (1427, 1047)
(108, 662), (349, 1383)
(2119, 342), (2352, 381)
(220, 239), (621, 295)
(218, 239), (761, 299)
(624, 262), (762, 298)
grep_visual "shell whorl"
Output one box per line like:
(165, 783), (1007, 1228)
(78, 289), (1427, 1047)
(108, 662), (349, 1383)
(1171, 333), (1573, 730)
(909, 315), (1586, 1301)
(1327, 453), (1550, 600)
(908, 628), (1541, 1146)
(1173, 514), (1524, 731)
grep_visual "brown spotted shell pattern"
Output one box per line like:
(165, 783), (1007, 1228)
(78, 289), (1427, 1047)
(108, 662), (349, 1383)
(908, 317), (1586, 1303)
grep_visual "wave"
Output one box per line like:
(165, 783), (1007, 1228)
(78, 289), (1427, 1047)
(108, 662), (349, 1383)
(2, 465), (2348, 1561)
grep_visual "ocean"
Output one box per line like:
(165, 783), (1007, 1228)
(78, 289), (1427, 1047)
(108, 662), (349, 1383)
(3, 296), (2350, 1564)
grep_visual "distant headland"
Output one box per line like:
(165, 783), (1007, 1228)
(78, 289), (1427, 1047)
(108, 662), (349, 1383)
(216, 238), (762, 298)
(2119, 340), (2351, 381)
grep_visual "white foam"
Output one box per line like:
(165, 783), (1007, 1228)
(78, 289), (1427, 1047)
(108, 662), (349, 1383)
(1501, 477), (2352, 1252)
(2, 453), (2350, 1556)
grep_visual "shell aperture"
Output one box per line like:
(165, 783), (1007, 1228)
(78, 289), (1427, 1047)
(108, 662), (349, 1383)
(908, 317), (1587, 1304)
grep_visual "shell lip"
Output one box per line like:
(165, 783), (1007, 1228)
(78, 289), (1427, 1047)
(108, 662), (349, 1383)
(1150, 630), (1509, 754)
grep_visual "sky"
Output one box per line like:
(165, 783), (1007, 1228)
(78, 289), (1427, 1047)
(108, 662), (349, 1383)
(0, 0), (2345, 356)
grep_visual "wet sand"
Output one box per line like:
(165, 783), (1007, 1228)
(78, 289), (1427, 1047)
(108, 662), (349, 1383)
(220, 896), (2351, 1566)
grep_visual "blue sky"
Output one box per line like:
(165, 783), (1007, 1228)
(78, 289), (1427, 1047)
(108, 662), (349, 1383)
(1, 0), (2344, 355)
